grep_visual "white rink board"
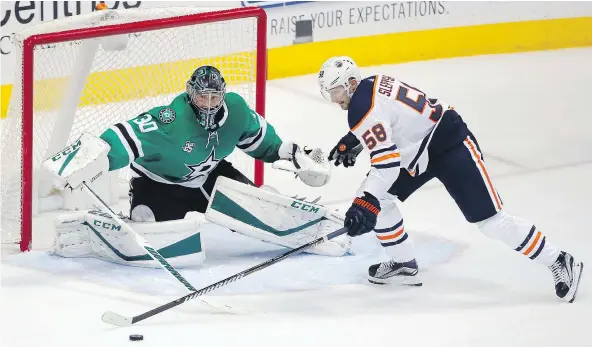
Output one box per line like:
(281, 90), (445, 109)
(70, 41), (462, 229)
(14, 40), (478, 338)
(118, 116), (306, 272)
(2, 1), (592, 84)
(264, 1), (592, 47)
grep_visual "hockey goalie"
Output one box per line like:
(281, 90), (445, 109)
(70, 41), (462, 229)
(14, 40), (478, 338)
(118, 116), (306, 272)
(42, 65), (351, 268)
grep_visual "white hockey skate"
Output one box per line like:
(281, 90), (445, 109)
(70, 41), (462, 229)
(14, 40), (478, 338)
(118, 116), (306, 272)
(368, 259), (422, 286)
(549, 251), (583, 303)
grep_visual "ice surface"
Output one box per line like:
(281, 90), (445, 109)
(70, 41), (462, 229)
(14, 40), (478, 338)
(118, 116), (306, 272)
(2, 221), (463, 297)
(1, 47), (591, 347)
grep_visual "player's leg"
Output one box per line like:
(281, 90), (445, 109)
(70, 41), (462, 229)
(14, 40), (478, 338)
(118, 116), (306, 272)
(192, 159), (255, 213)
(130, 160), (253, 219)
(432, 132), (583, 302)
(129, 176), (194, 222)
(366, 169), (435, 285)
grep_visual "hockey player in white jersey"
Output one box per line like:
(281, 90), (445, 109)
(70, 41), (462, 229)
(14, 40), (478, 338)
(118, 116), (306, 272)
(319, 56), (583, 303)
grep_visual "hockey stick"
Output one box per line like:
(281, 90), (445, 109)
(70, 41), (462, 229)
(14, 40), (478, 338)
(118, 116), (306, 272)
(80, 182), (234, 314)
(101, 226), (349, 326)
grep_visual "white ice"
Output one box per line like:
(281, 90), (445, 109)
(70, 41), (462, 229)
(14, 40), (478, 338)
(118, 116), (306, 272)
(2, 47), (591, 347)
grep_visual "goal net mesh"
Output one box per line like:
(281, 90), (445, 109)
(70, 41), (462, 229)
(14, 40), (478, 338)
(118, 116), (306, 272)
(1, 7), (262, 249)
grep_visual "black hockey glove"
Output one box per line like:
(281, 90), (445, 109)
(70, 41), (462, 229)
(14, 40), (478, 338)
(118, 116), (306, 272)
(345, 192), (381, 237)
(328, 132), (363, 168)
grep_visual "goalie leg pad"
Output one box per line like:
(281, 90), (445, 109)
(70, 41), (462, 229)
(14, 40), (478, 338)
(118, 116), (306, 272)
(229, 215), (351, 257)
(52, 210), (205, 268)
(206, 178), (351, 257)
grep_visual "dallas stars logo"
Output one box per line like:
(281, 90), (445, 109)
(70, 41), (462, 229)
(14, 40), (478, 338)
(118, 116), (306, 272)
(182, 147), (219, 182)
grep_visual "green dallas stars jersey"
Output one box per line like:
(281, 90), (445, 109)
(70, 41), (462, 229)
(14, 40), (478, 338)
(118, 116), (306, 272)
(99, 92), (282, 188)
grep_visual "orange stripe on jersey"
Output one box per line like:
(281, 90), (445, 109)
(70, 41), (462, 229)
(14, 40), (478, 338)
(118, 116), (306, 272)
(350, 76), (379, 132)
(376, 228), (405, 241)
(464, 138), (502, 211)
(523, 231), (542, 256)
(370, 152), (400, 164)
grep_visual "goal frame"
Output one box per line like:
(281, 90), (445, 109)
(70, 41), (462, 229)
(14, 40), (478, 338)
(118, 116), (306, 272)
(17, 7), (267, 252)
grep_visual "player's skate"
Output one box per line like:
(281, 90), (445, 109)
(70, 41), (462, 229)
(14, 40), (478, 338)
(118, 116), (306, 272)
(368, 259), (422, 286)
(549, 251), (583, 303)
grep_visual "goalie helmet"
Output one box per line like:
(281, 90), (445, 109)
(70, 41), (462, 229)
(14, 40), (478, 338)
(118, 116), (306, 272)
(186, 66), (227, 130)
(318, 56), (361, 108)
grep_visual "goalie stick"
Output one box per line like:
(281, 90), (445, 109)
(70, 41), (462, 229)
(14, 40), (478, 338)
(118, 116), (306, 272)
(80, 182), (234, 314)
(101, 226), (349, 326)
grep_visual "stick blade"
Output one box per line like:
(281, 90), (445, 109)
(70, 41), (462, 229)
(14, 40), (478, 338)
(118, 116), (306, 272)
(102, 311), (133, 326)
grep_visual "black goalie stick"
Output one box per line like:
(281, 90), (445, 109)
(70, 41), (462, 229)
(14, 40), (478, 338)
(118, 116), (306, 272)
(101, 227), (349, 326)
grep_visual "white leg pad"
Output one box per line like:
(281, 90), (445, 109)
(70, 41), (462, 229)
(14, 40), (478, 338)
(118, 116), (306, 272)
(52, 210), (205, 268)
(206, 178), (351, 257)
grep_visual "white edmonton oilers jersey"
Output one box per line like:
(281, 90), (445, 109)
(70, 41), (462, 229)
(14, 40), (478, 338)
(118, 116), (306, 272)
(347, 74), (450, 198)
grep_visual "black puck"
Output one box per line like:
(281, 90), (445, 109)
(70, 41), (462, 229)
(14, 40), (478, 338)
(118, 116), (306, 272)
(129, 334), (143, 341)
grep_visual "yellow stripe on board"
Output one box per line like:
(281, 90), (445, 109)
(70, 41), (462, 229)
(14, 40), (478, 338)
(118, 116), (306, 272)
(2, 16), (591, 119)
(267, 16), (592, 79)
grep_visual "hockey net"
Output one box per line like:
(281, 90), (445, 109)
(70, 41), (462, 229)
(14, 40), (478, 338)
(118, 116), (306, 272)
(0, 6), (267, 252)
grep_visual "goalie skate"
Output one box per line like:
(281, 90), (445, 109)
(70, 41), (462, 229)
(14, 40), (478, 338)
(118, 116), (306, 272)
(368, 259), (422, 286)
(549, 251), (583, 303)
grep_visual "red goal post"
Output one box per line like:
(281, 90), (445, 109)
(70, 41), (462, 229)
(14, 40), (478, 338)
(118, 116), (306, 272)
(1, 6), (267, 252)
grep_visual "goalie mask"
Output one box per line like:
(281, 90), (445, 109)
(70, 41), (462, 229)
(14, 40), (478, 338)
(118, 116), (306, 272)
(187, 66), (227, 130)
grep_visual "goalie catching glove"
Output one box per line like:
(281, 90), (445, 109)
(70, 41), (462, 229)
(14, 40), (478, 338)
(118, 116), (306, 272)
(273, 142), (331, 187)
(42, 133), (110, 191)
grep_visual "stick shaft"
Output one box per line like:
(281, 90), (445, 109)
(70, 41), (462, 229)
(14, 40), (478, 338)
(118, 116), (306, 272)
(82, 182), (196, 291)
(118, 227), (349, 325)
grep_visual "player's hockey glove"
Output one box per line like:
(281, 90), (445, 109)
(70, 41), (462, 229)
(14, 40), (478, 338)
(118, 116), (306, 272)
(329, 132), (363, 168)
(345, 192), (381, 237)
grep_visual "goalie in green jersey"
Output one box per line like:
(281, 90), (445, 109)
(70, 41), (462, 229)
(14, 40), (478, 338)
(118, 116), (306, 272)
(43, 66), (351, 268)
(100, 65), (300, 222)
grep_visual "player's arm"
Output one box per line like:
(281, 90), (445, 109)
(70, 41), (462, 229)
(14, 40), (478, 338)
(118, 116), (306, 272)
(233, 93), (314, 164)
(345, 77), (401, 237)
(99, 112), (158, 170)
(43, 112), (160, 190)
(236, 105), (283, 163)
(349, 79), (401, 201)
(234, 94), (331, 187)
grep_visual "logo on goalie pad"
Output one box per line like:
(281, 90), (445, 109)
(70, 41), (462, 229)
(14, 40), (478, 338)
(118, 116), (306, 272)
(290, 201), (320, 214)
(158, 108), (176, 124)
(50, 139), (81, 161)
